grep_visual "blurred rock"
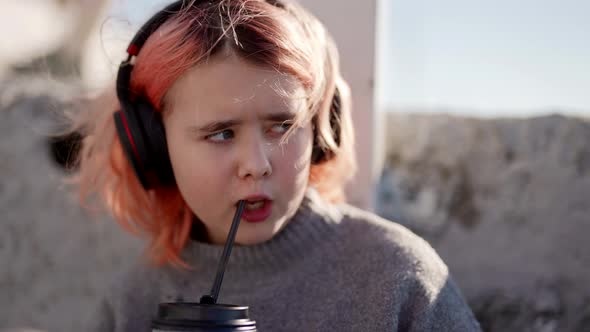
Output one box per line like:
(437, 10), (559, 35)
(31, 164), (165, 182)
(0, 74), (142, 332)
(377, 112), (590, 332)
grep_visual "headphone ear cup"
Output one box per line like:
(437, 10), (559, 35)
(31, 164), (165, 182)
(311, 87), (342, 164)
(330, 87), (342, 146)
(115, 96), (175, 189)
(311, 124), (325, 164)
(134, 99), (175, 186)
(114, 104), (151, 189)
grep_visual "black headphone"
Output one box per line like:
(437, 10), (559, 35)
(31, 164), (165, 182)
(114, 0), (342, 190)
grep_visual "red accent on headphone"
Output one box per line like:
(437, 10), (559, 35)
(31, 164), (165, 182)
(127, 44), (139, 56)
(119, 112), (142, 165)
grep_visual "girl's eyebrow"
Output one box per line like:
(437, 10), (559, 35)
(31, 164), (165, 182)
(194, 111), (297, 133)
(263, 111), (297, 122)
(197, 119), (242, 133)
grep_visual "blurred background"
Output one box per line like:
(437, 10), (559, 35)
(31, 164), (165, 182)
(1, 0), (589, 331)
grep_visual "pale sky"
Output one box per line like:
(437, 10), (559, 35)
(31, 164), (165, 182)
(113, 0), (590, 117)
(376, 0), (590, 116)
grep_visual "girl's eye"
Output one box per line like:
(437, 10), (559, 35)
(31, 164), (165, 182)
(270, 122), (293, 135)
(206, 129), (234, 142)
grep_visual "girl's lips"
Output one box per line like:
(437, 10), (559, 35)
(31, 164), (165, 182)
(241, 199), (272, 223)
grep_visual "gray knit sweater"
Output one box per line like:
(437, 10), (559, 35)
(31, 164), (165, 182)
(86, 188), (481, 331)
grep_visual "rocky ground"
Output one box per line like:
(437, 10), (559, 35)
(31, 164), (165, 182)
(377, 112), (590, 331)
(1, 74), (589, 331)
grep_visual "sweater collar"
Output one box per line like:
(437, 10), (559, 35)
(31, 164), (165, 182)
(180, 187), (342, 272)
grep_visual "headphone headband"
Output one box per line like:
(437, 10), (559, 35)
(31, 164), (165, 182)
(127, 1), (186, 56)
(117, 0), (186, 104)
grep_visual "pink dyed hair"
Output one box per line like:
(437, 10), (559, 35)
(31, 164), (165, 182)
(74, 0), (357, 268)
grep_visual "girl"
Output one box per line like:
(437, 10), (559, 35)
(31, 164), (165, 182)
(75, 0), (481, 330)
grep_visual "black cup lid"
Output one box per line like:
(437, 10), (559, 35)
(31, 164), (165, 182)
(152, 302), (257, 330)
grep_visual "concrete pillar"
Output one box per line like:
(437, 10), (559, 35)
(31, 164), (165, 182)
(296, 0), (379, 210)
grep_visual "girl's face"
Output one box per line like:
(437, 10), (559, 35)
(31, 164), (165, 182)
(163, 54), (313, 245)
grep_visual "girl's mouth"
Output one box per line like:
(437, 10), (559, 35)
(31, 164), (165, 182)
(245, 200), (265, 210)
(240, 199), (272, 223)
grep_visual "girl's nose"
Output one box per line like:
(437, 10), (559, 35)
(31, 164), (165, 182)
(237, 136), (272, 180)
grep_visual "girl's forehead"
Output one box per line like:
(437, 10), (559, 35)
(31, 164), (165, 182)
(166, 55), (306, 115)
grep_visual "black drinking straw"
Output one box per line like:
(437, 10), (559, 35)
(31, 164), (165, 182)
(200, 200), (246, 304)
